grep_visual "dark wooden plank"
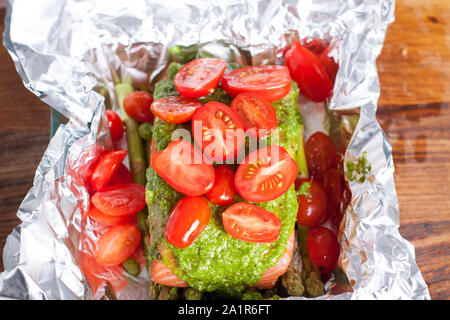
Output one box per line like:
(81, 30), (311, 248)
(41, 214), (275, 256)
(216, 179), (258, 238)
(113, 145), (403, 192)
(0, 22), (51, 269)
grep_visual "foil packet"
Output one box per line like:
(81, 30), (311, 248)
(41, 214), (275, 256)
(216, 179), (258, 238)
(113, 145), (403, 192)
(1, 0), (430, 299)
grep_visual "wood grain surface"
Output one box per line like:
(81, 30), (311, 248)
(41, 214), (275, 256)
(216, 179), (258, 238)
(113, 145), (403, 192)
(0, 0), (449, 300)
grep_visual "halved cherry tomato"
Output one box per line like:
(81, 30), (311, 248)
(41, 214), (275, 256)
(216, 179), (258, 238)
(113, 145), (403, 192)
(307, 227), (340, 274)
(222, 202), (281, 243)
(234, 145), (298, 202)
(230, 92), (277, 138)
(305, 131), (337, 180)
(174, 58), (227, 98)
(95, 224), (141, 266)
(91, 183), (146, 216)
(322, 168), (342, 221)
(165, 196), (210, 249)
(123, 91), (154, 123)
(106, 163), (133, 186)
(151, 96), (202, 124)
(319, 45), (339, 84)
(192, 101), (245, 162)
(106, 110), (124, 142)
(90, 150), (128, 192)
(222, 65), (291, 102)
(151, 139), (215, 196)
(205, 165), (236, 206)
(296, 180), (328, 227)
(87, 205), (134, 226)
(285, 42), (333, 102)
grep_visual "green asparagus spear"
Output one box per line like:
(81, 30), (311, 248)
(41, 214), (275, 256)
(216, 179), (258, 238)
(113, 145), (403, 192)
(184, 288), (202, 300)
(115, 83), (147, 186)
(280, 229), (305, 296)
(297, 225), (324, 298)
(138, 122), (153, 141)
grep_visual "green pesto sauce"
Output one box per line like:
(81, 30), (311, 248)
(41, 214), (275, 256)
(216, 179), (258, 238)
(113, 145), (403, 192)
(146, 64), (302, 298)
(345, 151), (371, 183)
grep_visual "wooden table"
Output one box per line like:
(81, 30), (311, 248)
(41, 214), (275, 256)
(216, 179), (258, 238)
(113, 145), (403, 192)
(0, 0), (448, 299)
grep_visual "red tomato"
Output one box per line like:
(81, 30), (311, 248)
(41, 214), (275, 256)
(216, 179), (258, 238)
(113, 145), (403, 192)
(87, 205), (134, 226)
(192, 101), (245, 162)
(230, 92), (277, 138)
(285, 42), (333, 102)
(234, 145), (298, 202)
(151, 139), (215, 196)
(222, 65), (291, 102)
(322, 168), (342, 221)
(307, 227), (340, 274)
(222, 202), (281, 243)
(165, 196), (210, 248)
(107, 163), (133, 186)
(319, 45), (339, 83)
(91, 183), (146, 216)
(305, 132), (337, 180)
(174, 58), (227, 98)
(296, 180), (328, 227)
(332, 179), (351, 231)
(123, 91), (154, 123)
(151, 96), (202, 124)
(106, 110), (124, 142)
(205, 165), (236, 206)
(301, 38), (325, 55)
(78, 251), (129, 297)
(95, 224), (141, 266)
(90, 150), (128, 192)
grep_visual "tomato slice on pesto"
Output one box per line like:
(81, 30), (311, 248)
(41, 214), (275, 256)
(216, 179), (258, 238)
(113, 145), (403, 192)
(151, 139), (215, 196)
(205, 164), (236, 206)
(234, 145), (298, 202)
(151, 96), (202, 124)
(222, 202), (281, 243)
(174, 58), (227, 98)
(230, 92), (277, 138)
(222, 65), (291, 102)
(191, 101), (245, 162)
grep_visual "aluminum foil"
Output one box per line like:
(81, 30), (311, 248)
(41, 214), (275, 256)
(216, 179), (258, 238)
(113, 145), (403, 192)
(1, 0), (430, 300)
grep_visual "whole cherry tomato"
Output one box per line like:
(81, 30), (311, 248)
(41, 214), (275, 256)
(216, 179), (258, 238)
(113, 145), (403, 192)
(296, 180), (328, 227)
(165, 196), (210, 249)
(222, 65), (291, 102)
(307, 226), (340, 274)
(123, 91), (154, 123)
(322, 168), (342, 221)
(285, 42), (333, 102)
(230, 92), (277, 138)
(305, 131), (337, 181)
(90, 150), (128, 192)
(301, 38), (326, 55)
(222, 202), (281, 243)
(174, 58), (227, 98)
(106, 110), (124, 142)
(106, 163), (133, 186)
(205, 165), (236, 206)
(319, 45), (339, 84)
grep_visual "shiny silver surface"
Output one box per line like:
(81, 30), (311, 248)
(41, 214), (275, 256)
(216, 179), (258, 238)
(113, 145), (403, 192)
(1, 0), (430, 299)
